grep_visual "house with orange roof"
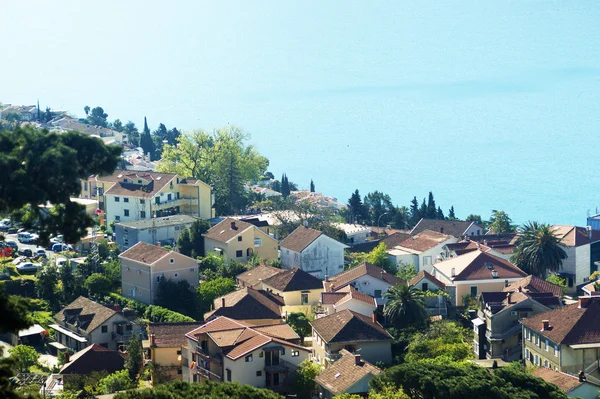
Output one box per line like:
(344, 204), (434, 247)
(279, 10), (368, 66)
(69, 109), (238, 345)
(408, 270), (448, 317)
(532, 367), (600, 399)
(387, 229), (457, 274)
(204, 287), (285, 325)
(549, 225), (600, 294)
(119, 242), (199, 305)
(203, 218), (279, 264)
(183, 316), (310, 392)
(432, 250), (528, 306)
(320, 285), (377, 318)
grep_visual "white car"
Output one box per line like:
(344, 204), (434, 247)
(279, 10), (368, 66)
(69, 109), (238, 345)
(16, 262), (39, 272)
(56, 257), (68, 268)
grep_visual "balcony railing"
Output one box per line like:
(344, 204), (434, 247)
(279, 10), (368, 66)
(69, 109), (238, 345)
(325, 352), (342, 362)
(196, 347), (223, 363)
(196, 362), (222, 380)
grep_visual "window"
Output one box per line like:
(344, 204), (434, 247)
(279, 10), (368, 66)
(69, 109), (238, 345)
(176, 350), (181, 355)
(554, 345), (559, 357)
(84, 182), (88, 191)
(101, 325), (108, 333)
(170, 181), (173, 189)
(115, 216), (120, 221)
(256, 371), (262, 377)
(156, 275), (164, 282)
(236, 250), (243, 258)
(167, 193), (172, 201)
(470, 286), (478, 297)
(226, 369), (231, 382)
(374, 289), (382, 298)
(525, 348), (529, 359)
(155, 197), (161, 204)
(422, 283), (428, 291)
(245, 354), (253, 362)
(124, 198), (129, 203)
(124, 209), (129, 217)
(115, 197), (120, 202)
(568, 277), (573, 288)
(170, 258), (174, 264)
(291, 350), (300, 357)
(534, 354), (539, 366)
(259, 351), (264, 358)
(301, 292), (309, 305)
(423, 256), (432, 266)
(177, 369), (182, 374)
(174, 273), (178, 278)
(545, 340), (548, 351)
(140, 199), (145, 204)
(254, 238), (262, 247)
(190, 268), (196, 272)
(280, 348), (285, 355)
(140, 211), (146, 218)
(544, 360), (549, 368)
(237, 236), (242, 242)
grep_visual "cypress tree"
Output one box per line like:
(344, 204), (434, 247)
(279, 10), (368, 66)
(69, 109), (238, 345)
(426, 192), (437, 219)
(310, 179), (315, 193)
(140, 116), (155, 160)
(281, 174), (290, 198)
(419, 198), (427, 219)
(448, 206), (456, 220)
(437, 206), (445, 220)
(409, 196), (420, 226)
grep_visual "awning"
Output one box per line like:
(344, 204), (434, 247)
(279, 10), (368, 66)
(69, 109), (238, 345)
(18, 324), (46, 337)
(569, 343), (600, 349)
(48, 342), (67, 350)
(472, 318), (485, 327)
(49, 324), (88, 343)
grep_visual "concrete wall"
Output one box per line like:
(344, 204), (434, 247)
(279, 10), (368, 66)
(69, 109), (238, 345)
(115, 221), (195, 250)
(523, 326), (561, 370)
(204, 228), (278, 264)
(328, 341), (392, 366)
(105, 194), (152, 224)
(420, 239), (458, 274)
(454, 279), (523, 306)
(299, 236), (346, 279)
(334, 299), (376, 318)
(344, 274), (393, 302)
(576, 245), (591, 287)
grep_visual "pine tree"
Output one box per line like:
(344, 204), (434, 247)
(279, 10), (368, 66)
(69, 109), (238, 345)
(139, 117), (155, 160)
(437, 206), (445, 220)
(448, 206), (456, 220)
(409, 196), (421, 227)
(281, 174), (290, 198)
(419, 198), (427, 220)
(348, 189), (366, 223)
(426, 192), (437, 219)
(310, 179), (315, 193)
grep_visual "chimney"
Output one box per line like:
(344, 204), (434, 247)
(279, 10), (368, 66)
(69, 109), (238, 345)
(354, 354), (361, 365)
(542, 320), (550, 331)
(506, 292), (512, 304)
(150, 334), (156, 346)
(587, 226), (592, 239)
(372, 311), (377, 324)
(440, 227), (444, 234)
(231, 221), (236, 229)
(578, 297), (591, 308)
(451, 268), (455, 277)
(156, 242), (161, 247)
(221, 297), (226, 308)
(64, 352), (70, 363)
(491, 270), (498, 279)
(518, 285), (522, 292)
(504, 280), (509, 288)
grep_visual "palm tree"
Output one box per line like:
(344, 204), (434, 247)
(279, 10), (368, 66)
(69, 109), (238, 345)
(384, 284), (428, 328)
(510, 221), (567, 279)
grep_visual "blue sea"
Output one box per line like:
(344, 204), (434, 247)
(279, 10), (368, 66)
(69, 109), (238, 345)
(2, 1), (600, 225)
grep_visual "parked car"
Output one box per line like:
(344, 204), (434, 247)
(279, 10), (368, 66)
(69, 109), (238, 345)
(16, 262), (39, 273)
(52, 243), (72, 252)
(7, 227), (18, 234)
(4, 240), (18, 249)
(17, 248), (33, 257)
(17, 232), (33, 243)
(33, 249), (47, 258)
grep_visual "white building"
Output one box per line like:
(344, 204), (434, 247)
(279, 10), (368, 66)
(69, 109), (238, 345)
(387, 229), (457, 274)
(114, 214), (199, 250)
(279, 226), (349, 279)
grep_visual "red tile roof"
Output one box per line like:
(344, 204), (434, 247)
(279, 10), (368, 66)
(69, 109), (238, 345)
(203, 287), (284, 321)
(327, 263), (403, 292)
(409, 270), (446, 289)
(279, 226), (323, 252)
(550, 225), (600, 247)
(397, 229), (453, 252)
(236, 265), (284, 287)
(503, 275), (564, 298)
(119, 241), (171, 264)
(434, 250), (527, 282)
(310, 309), (391, 343)
(532, 368), (583, 393)
(203, 218), (254, 243)
(60, 344), (125, 375)
(261, 267), (323, 292)
(410, 219), (481, 238)
(521, 298), (600, 345)
(315, 349), (382, 395)
(148, 322), (203, 348)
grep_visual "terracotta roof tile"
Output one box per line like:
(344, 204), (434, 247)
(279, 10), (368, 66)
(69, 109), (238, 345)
(380, 232), (412, 248)
(54, 296), (117, 334)
(434, 250), (527, 282)
(253, 324), (300, 341)
(207, 329), (245, 347)
(334, 288), (376, 307)
(204, 287), (283, 321)
(262, 268), (323, 291)
(310, 309), (391, 343)
(327, 263), (403, 291)
(315, 349), (382, 395)
(321, 292), (347, 305)
(203, 218), (254, 243)
(119, 241), (171, 264)
(503, 275), (564, 298)
(397, 230), (453, 252)
(236, 265), (284, 287)
(521, 298), (600, 345)
(409, 270), (446, 289)
(148, 322), (203, 348)
(279, 226), (323, 252)
(60, 344), (124, 375)
(410, 219), (481, 238)
(550, 225), (600, 247)
(103, 171), (177, 198)
(532, 368), (583, 393)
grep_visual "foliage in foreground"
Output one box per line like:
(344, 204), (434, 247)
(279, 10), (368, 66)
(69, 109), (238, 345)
(114, 380), (283, 399)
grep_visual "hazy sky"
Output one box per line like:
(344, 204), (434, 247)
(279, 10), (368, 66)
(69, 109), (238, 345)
(3, 1), (600, 223)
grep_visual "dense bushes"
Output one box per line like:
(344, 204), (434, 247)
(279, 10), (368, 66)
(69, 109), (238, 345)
(103, 293), (195, 323)
(114, 380), (283, 399)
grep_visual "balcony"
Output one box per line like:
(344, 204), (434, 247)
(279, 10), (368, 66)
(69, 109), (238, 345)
(196, 347), (223, 363)
(153, 197), (199, 211)
(325, 352), (342, 362)
(196, 362), (222, 381)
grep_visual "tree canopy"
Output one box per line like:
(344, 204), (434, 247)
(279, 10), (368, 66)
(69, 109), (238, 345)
(488, 210), (515, 234)
(176, 219), (210, 258)
(510, 221), (567, 278)
(384, 284), (428, 329)
(114, 380), (283, 399)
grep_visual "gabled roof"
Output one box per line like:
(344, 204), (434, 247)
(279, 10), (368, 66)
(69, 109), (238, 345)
(279, 226), (323, 252)
(503, 275), (564, 298)
(333, 286), (377, 308)
(115, 215), (198, 230)
(103, 171), (177, 198)
(532, 368), (585, 393)
(326, 263), (403, 291)
(54, 296), (117, 334)
(409, 270), (446, 289)
(321, 292), (348, 305)
(261, 268), (323, 292)
(310, 309), (391, 343)
(119, 241), (172, 264)
(481, 291), (558, 315)
(203, 218), (254, 243)
(148, 322), (203, 348)
(380, 232), (412, 249)
(521, 298), (600, 345)
(434, 250), (527, 282)
(186, 316), (307, 360)
(410, 218), (482, 238)
(396, 229), (454, 253)
(60, 344), (125, 375)
(204, 287), (284, 321)
(315, 349), (382, 395)
(551, 225), (600, 247)
(236, 264), (284, 287)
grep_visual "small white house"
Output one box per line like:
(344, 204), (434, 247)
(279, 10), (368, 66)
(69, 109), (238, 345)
(388, 229), (457, 274)
(279, 226), (349, 279)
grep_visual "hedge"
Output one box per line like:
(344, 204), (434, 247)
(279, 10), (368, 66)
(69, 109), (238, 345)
(103, 293), (195, 323)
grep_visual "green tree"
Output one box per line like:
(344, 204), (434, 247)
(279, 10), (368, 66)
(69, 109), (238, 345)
(123, 121), (139, 147)
(125, 335), (142, 380)
(448, 206), (457, 220)
(436, 206), (444, 220)
(310, 179), (315, 193)
(59, 262), (77, 304)
(418, 198), (427, 221)
(139, 117), (155, 160)
(112, 119), (124, 132)
(0, 126), (121, 244)
(287, 312), (311, 342)
(395, 263), (417, 282)
(347, 189), (368, 224)
(8, 345), (38, 373)
(114, 380), (283, 399)
(103, 259), (122, 290)
(84, 105), (90, 116)
(384, 284), (427, 328)
(391, 206), (410, 230)
(84, 273), (111, 297)
(86, 106), (109, 127)
(281, 174), (290, 198)
(364, 191), (395, 227)
(176, 219), (210, 258)
(197, 277), (236, 315)
(156, 279), (197, 317)
(488, 210), (515, 234)
(36, 265), (60, 309)
(294, 359), (323, 399)
(511, 221), (567, 278)
(368, 242), (395, 273)
(99, 369), (135, 394)
(426, 192), (437, 219)
(466, 214), (482, 224)
(409, 196), (421, 227)
(404, 320), (473, 363)
(158, 126), (268, 215)
(546, 274), (567, 295)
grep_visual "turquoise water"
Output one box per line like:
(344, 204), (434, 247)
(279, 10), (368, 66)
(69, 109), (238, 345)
(2, 1), (600, 224)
